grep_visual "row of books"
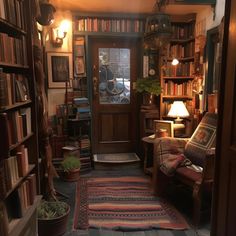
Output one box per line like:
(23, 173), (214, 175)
(0, 109), (32, 154)
(0, 173), (36, 235)
(74, 17), (145, 33)
(55, 104), (74, 118)
(163, 61), (195, 77)
(80, 135), (91, 150)
(80, 156), (92, 172)
(163, 80), (193, 97)
(0, 70), (30, 109)
(0, 32), (28, 66)
(167, 41), (195, 58)
(171, 23), (195, 40)
(0, 0), (26, 30)
(0, 145), (29, 198)
(162, 100), (194, 117)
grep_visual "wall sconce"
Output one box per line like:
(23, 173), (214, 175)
(51, 20), (69, 47)
(171, 58), (179, 66)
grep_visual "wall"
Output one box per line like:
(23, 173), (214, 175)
(44, 10), (73, 116)
(196, 0), (225, 35)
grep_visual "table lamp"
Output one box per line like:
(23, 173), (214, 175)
(167, 101), (189, 129)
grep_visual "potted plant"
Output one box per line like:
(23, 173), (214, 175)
(60, 155), (81, 182)
(136, 77), (161, 105)
(37, 200), (70, 236)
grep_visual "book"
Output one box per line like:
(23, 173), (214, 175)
(0, 69), (8, 108)
(26, 174), (36, 205)
(0, 113), (11, 158)
(0, 202), (8, 236)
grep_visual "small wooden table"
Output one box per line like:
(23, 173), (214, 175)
(142, 134), (162, 175)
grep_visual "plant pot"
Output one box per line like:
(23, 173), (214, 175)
(60, 168), (80, 182)
(38, 203), (70, 236)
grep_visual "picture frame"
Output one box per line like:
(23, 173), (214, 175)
(47, 52), (73, 88)
(154, 120), (174, 138)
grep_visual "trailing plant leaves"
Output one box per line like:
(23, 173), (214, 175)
(37, 201), (69, 219)
(136, 78), (161, 96)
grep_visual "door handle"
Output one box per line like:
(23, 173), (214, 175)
(93, 76), (98, 97)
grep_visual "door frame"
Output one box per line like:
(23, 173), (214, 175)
(87, 35), (143, 154)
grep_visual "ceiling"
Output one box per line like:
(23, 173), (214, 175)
(50, 0), (212, 15)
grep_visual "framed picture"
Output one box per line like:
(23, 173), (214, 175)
(154, 120), (174, 137)
(74, 56), (85, 75)
(47, 52), (72, 88)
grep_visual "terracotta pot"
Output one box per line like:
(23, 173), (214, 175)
(38, 204), (70, 236)
(60, 168), (80, 182)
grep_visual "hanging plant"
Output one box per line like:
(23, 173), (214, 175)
(136, 77), (161, 96)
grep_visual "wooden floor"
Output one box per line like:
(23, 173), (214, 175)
(59, 167), (210, 236)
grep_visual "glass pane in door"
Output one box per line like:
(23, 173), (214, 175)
(98, 48), (130, 104)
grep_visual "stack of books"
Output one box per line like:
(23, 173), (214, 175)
(73, 97), (91, 119)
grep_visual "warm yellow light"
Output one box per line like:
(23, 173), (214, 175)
(59, 20), (70, 35)
(171, 58), (179, 66)
(167, 101), (189, 120)
(51, 20), (70, 47)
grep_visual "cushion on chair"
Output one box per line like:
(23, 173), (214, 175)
(156, 137), (190, 176)
(176, 166), (202, 183)
(184, 112), (217, 167)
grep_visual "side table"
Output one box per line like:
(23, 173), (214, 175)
(142, 134), (161, 175)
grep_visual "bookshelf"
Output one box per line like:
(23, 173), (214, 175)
(0, 0), (41, 235)
(160, 15), (196, 124)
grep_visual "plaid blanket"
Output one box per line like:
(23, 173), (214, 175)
(155, 137), (192, 176)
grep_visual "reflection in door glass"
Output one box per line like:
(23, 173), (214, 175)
(98, 48), (130, 104)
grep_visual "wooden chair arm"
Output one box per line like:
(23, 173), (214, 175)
(202, 148), (215, 182)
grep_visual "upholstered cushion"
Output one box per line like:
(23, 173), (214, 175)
(155, 137), (189, 176)
(176, 166), (202, 183)
(184, 112), (217, 167)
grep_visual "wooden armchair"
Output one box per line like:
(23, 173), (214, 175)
(152, 112), (217, 226)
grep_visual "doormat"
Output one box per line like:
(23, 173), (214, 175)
(93, 153), (140, 163)
(75, 176), (189, 231)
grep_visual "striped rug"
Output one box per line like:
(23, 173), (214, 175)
(75, 176), (189, 231)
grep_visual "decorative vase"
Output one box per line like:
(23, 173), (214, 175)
(60, 168), (80, 182)
(142, 93), (156, 106)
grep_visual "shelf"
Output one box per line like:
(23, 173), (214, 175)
(162, 95), (193, 100)
(9, 133), (34, 151)
(73, 31), (143, 37)
(0, 100), (32, 112)
(162, 76), (194, 80)
(166, 57), (194, 62)
(3, 164), (35, 199)
(0, 19), (26, 37)
(170, 38), (195, 44)
(8, 195), (42, 236)
(0, 62), (29, 72)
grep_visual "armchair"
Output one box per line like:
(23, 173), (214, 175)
(152, 112), (217, 225)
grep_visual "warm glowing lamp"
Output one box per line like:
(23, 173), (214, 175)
(171, 58), (179, 66)
(51, 20), (70, 47)
(167, 101), (189, 129)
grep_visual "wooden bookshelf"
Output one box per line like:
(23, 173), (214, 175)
(160, 14), (197, 134)
(0, 0), (40, 235)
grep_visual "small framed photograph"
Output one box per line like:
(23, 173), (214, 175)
(154, 120), (174, 138)
(74, 56), (85, 75)
(47, 52), (73, 88)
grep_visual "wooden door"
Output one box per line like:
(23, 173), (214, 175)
(211, 0), (236, 235)
(91, 37), (140, 154)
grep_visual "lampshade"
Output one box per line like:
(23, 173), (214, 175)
(167, 101), (189, 120)
(144, 1), (172, 49)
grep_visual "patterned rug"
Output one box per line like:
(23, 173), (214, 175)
(75, 176), (189, 231)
